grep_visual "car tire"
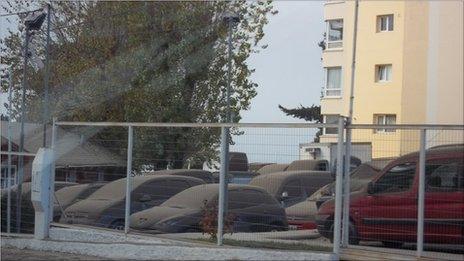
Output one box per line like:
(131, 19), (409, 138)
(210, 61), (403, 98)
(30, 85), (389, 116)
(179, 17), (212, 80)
(269, 222), (286, 232)
(382, 241), (404, 248)
(110, 220), (125, 230)
(329, 221), (359, 245)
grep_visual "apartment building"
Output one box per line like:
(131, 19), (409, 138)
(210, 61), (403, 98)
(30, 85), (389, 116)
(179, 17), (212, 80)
(319, 0), (463, 158)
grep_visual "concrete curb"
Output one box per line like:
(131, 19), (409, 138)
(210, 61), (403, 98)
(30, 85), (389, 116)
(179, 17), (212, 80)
(1, 227), (336, 260)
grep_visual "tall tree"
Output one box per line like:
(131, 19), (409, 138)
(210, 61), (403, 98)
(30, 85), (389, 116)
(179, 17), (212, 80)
(1, 1), (277, 169)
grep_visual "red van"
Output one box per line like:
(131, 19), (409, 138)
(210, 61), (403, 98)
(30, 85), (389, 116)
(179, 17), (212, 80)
(316, 144), (464, 247)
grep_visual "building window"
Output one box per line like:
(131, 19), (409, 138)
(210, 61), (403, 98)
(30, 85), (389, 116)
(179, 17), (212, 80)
(323, 115), (339, 135)
(377, 14), (394, 32)
(323, 67), (342, 97)
(326, 19), (343, 49)
(376, 64), (392, 82)
(374, 114), (396, 133)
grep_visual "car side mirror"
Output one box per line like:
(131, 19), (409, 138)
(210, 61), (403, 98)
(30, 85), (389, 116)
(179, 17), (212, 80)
(367, 182), (376, 195)
(139, 194), (152, 203)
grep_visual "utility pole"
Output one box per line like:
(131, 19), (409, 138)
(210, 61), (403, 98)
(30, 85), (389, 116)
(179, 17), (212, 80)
(16, 10), (46, 232)
(43, 3), (51, 148)
(16, 29), (31, 232)
(217, 10), (239, 246)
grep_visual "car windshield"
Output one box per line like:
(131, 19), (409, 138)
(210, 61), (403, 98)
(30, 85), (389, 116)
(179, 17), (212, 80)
(88, 178), (146, 200)
(161, 184), (217, 209)
(55, 184), (86, 205)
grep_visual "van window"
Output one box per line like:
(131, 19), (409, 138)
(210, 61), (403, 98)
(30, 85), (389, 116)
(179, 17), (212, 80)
(374, 162), (416, 194)
(426, 159), (464, 192)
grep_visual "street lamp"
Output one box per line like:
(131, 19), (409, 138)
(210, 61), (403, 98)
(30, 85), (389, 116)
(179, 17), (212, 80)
(217, 10), (240, 246)
(16, 9), (46, 233)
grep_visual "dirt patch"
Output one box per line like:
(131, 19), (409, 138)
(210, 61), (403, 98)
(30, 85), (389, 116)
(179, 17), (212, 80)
(1, 246), (112, 260)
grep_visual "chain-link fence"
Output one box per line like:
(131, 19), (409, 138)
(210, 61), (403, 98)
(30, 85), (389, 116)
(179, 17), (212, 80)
(1, 119), (463, 257)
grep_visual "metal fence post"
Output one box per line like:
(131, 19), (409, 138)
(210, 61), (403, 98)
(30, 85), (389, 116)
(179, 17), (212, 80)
(333, 116), (345, 255)
(217, 126), (229, 246)
(124, 126), (134, 234)
(49, 118), (57, 224)
(342, 125), (352, 247)
(416, 129), (426, 256)
(6, 67), (13, 233)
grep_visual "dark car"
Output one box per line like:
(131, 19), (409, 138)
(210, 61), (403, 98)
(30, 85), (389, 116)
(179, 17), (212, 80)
(1, 181), (78, 233)
(317, 144), (464, 247)
(249, 170), (333, 207)
(53, 182), (107, 221)
(130, 184), (288, 233)
(60, 175), (205, 230)
(149, 169), (215, 183)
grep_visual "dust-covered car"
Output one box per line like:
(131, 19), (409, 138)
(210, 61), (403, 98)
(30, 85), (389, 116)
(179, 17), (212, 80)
(1, 181), (78, 233)
(53, 182), (107, 221)
(149, 169), (215, 183)
(60, 175), (204, 230)
(249, 170), (333, 207)
(130, 184), (288, 233)
(257, 163), (289, 175)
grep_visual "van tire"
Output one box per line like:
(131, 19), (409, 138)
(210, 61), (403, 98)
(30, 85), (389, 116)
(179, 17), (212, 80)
(329, 221), (359, 245)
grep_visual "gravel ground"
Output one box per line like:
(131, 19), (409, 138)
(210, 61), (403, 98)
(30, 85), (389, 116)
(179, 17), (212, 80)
(1, 247), (111, 260)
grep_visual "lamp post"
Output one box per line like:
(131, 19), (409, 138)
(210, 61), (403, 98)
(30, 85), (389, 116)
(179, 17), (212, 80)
(16, 10), (46, 233)
(217, 11), (240, 246)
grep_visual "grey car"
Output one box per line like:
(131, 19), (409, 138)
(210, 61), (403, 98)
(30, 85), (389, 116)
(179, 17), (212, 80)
(130, 184), (288, 233)
(53, 182), (107, 221)
(1, 181), (78, 233)
(60, 175), (204, 230)
(249, 170), (333, 207)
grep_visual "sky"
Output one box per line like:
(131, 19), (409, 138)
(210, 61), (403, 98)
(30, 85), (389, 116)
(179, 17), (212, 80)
(243, 0), (324, 123)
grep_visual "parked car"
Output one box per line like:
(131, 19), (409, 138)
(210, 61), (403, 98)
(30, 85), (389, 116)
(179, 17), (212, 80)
(286, 160), (330, 172)
(60, 175), (205, 230)
(130, 184), (287, 233)
(249, 162), (273, 173)
(249, 170), (333, 208)
(257, 163), (289, 175)
(149, 169), (215, 183)
(211, 171), (259, 184)
(285, 159), (393, 231)
(1, 181), (78, 233)
(53, 182), (107, 221)
(316, 144), (464, 246)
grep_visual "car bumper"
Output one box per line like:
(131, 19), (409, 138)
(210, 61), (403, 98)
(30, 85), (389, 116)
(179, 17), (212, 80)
(288, 220), (317, 230)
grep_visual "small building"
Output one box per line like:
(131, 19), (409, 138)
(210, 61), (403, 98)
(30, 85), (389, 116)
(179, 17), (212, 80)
(1, 121), (125, 187)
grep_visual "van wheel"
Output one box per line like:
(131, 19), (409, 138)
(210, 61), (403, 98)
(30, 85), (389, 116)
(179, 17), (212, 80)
(329, 221), (359, 245)
(382, 241), (403, 248)
(110, 220), (125, 230)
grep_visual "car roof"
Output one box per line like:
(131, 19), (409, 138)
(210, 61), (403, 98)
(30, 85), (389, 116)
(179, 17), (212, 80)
(257, 163), (289, 174)
(393, 143), (463, 162)
(249, 170), (330, 195)
(286, 160), (328, 171)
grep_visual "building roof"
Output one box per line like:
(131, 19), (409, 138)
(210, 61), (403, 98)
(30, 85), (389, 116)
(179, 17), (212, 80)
(1, 121), (125, 168)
